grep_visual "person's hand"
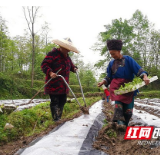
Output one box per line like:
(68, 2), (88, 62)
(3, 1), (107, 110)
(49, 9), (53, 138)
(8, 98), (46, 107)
(49, 72), (57, 79)
(143, 75), (150, 85)
(97, 81), (105, 87)
(74, 67), (78, 73)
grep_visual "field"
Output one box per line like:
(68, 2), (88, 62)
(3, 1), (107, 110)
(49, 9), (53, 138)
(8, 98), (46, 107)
(1, 97), (160, 155)
(93, 98), (160, 155)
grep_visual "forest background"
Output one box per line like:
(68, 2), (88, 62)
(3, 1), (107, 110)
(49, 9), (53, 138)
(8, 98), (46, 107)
(0, 7), (160, 100)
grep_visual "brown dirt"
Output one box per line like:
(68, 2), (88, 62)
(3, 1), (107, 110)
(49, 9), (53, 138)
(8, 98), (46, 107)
(92, 101), (160, 155)
(80, 106), (89, 114)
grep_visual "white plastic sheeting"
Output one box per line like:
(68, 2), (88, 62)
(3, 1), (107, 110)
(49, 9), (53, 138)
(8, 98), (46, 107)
(131, 98), (160, 127)
(0, 99), (50, 111)
(131, 108), (160, 127)
(20, 100), (103, 155)
(134, 102), (160, 113)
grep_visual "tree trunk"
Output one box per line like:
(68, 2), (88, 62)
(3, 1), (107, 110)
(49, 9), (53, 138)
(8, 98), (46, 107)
(31, 7), (35, 88)
(31, 38), (35, 87)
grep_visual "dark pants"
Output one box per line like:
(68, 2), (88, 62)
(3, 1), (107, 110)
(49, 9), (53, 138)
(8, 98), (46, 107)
(49, 94), (67, 121)
(112, 98), (134, 126)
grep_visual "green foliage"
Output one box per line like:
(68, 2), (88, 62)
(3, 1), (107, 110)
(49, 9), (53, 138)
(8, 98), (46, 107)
(1, 9), (160, 100)
(0, 73), (101, 100)
(117, 77), (143, 93)
(115, 76), (154, 94)
(93, 10), (160, 79)
(106, 129), (117, 138)
(81, 70), (97, 87)
(103, 119), (108, 127)
(137, 90), (160, 98)
(95, 17), (135, 60)
(98, 72), (107, 81)
(0, 102), (51, 143)
(41, 42), (58, 56)
(0, 75), (49, 99)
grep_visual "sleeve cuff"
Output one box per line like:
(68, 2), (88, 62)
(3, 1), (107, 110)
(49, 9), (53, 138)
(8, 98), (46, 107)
(139, 72), (148, 79)
(47, 68), (53, 76)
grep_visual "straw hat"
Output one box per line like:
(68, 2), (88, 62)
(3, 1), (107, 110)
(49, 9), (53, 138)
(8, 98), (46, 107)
(53, 38), (80, 53)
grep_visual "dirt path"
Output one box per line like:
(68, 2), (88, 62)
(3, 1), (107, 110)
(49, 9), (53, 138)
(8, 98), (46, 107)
(92, 100), (160, 155)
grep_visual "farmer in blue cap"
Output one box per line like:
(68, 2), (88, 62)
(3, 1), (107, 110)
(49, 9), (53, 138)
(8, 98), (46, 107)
(98, 39), (150, 127)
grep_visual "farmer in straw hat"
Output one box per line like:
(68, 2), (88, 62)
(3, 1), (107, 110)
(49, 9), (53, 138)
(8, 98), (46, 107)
(98, 39), (150, 127)
(41, 38), (79, 122)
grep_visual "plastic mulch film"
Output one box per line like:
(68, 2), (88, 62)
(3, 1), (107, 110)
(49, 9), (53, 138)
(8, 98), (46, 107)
(15, 100), (107, 155)
(0, 99), (50, 111)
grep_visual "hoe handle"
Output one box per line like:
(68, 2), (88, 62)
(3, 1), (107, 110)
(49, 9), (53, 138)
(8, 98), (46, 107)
(28, 68), (62, 104)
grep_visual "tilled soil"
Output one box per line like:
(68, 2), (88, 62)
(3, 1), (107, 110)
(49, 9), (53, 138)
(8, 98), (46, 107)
(92, 101), (160, 155)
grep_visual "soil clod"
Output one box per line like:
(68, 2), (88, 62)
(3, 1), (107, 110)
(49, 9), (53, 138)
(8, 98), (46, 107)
(80, 106), (89, 114)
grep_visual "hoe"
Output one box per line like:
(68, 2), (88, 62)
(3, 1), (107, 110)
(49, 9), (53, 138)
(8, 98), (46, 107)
(28, 68), (89, 114)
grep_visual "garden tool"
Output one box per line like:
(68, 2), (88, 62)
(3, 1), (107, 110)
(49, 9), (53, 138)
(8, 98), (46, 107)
(75, 70), (87, 107)
(57, 74), (89, 114)
(27, 68), (62, 104)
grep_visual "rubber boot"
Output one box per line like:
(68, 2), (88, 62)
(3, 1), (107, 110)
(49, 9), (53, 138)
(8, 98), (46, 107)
(57, 105), (63, 120)
(57, 94), (66, 120)
(124, 112), (132, 127)
(50, 102), (59, 122)
(112, 107), (125, 122)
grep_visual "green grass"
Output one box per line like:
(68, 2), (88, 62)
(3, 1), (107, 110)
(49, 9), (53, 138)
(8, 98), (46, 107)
(0, 96), (101, 145)
(137, 90), (160, 98)
(106, 129), (117, 138)
(103, 119), (109, 128)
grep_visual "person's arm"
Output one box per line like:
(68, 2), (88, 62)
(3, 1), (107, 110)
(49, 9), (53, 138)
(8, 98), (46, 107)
(41, 50), (57, 78)
(69, 57), (78, 73)
(129, 56), (150, 85)
(98, 61), (112, 87)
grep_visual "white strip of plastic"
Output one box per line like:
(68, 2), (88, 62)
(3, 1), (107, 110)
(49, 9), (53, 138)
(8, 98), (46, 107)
(20, 100), (103, 155)
(131, 108), (160, 127)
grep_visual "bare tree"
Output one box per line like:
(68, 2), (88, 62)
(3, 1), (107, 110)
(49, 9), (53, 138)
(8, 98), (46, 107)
(41, 21), (51, 55)
(23, 6), (40, 87)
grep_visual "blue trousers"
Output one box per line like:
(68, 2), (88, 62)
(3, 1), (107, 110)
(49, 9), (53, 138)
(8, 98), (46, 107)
(106, 96), (109, 102)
